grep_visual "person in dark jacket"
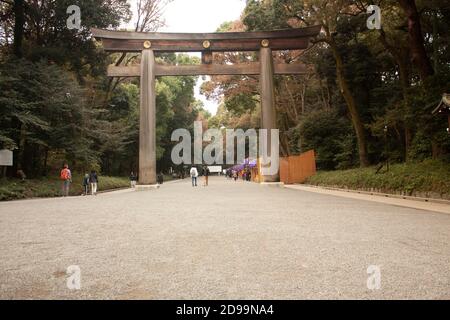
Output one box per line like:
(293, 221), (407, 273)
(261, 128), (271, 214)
(130, 172), (137, 188)
(82, 173), (90, 195)
(89, 170), (99, 195)
(157, 172), (164, 185)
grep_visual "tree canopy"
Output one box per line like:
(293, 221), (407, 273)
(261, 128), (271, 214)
(0, 0), (448, 178)
(205, 0), (450, 169)
(0, 0), (207, 178)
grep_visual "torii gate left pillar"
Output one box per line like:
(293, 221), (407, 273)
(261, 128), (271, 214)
(139, 49), (157, 185)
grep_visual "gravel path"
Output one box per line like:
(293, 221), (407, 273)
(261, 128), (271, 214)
(0, 177), (449, 299)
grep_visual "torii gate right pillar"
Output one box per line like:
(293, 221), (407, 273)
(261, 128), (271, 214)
(260, 47), (280, 183)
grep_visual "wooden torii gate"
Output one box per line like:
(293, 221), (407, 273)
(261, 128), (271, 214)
(91, 26), (321, 186)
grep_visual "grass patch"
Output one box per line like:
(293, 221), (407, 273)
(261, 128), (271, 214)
(0, 176), (130, 201)
(306, 159), (450, 199)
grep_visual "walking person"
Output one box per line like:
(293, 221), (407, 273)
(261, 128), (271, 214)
(204, 166), (210, 187)
(60, 164), (72, 197)
(82, 173), (90, 195)
(157, 172), (164, 185)
(89, 170), (99, 196)
(130, 171), (137, 188)
(190, 166), (198, 187)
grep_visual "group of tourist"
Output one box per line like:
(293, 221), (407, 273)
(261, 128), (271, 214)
(226, 167), (252, 182)
(60, 165), (168, 197)
(82, 171), (99, 196)
(59, 164), (216, 196)
(60, 164), (99, 197)
(190, 166), (210, 187)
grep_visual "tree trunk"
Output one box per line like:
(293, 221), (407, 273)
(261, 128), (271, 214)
(328, 38), (369, 167)
(379, 29), (412, 160)
(432, 10), (439, 72)
(398, 0), (434, 80)
(43, 148), (49, 176)
(431, 140), (443, 159)
(13, 0), (25, 58)
(404, 127), (411, 161)
(17, 123), (26, 170)
(300, 82), (306, 114)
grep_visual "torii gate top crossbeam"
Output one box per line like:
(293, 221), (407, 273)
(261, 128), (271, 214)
(91, 26), (321, 52)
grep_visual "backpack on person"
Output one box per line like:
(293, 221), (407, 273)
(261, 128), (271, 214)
(60, 168), (70, 181)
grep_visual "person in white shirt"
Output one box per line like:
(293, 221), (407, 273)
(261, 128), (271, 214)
(190, 167), (199, 187)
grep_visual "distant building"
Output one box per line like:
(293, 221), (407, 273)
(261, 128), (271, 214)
(208, 166), (223, 175)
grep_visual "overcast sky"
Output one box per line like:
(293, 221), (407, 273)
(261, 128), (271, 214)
(127, 0), (247, 115)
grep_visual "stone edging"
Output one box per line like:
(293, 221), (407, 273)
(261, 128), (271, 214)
(300, 184), (450, 205)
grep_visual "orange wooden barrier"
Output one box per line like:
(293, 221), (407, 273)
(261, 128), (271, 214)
(279, 150), (316, 184)
(248, 150), (316, 184)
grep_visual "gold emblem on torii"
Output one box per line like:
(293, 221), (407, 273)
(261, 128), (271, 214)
(202, 40), (211, 49)
(143, 40), (152, 49)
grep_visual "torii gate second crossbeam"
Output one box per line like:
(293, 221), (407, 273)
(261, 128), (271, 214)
(91, 26), (321, 186)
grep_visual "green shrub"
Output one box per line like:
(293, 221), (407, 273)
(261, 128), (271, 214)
(306, 160), (450, 198)
(0, 176), (130, 201)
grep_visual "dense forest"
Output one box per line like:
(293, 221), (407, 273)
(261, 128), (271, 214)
(205, 0), (450, 169)
(0, 0), (209, 178)
(0, 0), (449, 181)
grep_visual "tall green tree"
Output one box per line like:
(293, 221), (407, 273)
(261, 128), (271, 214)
(0, 58), (100, 176)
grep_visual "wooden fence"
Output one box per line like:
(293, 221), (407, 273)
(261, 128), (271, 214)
(279, 150), (316, 184)
(249, 150), (316, 184)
